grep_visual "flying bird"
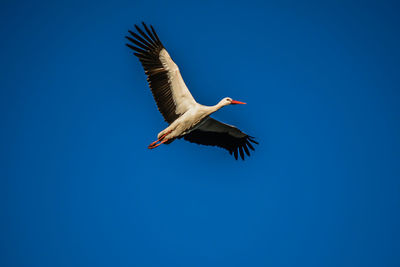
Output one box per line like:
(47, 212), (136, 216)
(125, 23), (258, 160)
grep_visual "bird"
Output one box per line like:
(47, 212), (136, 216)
(125, 23), (258, 160)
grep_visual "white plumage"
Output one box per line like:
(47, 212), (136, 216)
(126, 23), (257, 160)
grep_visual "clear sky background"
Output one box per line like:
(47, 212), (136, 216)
(1, 0), (400, 266)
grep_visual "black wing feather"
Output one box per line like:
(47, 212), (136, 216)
(182, 118), (258, 160)
(126, 23), (179, 124)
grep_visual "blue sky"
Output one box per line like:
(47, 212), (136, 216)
(1, 0), (400, 266)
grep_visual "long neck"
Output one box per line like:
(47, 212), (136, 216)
(204, 101), (226, 116)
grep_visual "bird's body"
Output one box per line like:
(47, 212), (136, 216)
(157, 100), (228, 140)
(126, 23), (258, 160)
(158, 104), (209, 139)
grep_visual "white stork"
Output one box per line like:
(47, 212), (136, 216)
(126, 23), (258, 160)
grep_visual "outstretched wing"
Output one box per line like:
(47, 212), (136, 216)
(126, 23), (197, 124)
(183, 118), (258, 160)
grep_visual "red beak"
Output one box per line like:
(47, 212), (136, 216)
(231, 100), (247, 105)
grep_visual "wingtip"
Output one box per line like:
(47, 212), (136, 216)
(234, 149), (238, 160)
(239, 147), (245, 160)
(248, 136), (259, 144)
(251, 139), (259, 145)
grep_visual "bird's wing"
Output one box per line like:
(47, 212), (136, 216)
(126, 23), (197, 124)
(183, 118), (258, 160)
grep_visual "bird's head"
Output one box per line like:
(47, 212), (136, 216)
(220, 97), (247, 107)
